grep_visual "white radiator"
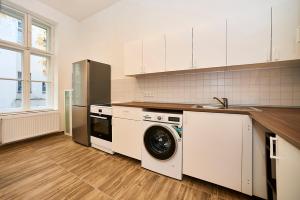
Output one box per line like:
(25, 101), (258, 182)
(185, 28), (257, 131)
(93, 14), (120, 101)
(0, 111), (60, 144)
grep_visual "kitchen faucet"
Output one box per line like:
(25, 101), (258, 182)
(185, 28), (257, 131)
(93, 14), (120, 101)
(213, 97), (228, 109)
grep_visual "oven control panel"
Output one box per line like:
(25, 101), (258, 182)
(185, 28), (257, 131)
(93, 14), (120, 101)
(90, 105), (112, 116)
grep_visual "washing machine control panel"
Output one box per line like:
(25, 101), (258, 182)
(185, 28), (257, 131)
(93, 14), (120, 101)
(143, 112), (182, 125)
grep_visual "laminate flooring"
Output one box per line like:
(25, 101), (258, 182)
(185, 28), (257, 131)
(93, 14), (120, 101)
(0, 133), (251, 200)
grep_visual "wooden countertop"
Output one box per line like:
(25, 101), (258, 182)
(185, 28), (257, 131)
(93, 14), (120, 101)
(250, 107), (300, 149)
(113, 102), (300, 149)
(112, 102), (257, 114)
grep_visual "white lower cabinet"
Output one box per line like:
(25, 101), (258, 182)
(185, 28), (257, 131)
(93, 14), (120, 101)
(183, 111), (252, 195)
(252, 122), (268, 199)
(274, 135), (300, 200)
(112, 118), (142, 160)
(112, 106), (143, 160)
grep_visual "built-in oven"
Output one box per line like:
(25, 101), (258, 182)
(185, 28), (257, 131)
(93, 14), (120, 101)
(90, 113), (112, 141)
(90, 105), (113, 154)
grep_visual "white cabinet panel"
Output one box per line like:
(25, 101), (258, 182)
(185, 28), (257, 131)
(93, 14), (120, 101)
(124, 40), (143, 75)
(227, 5), (271, 65)
(166, 29), (192, 71)
(252, 122), (268, 199)
(183, 111), (252, 194)
(112, 106), (142, 120)
(276, 136), (300, 200)
(143, 35), (165, 73)
(112, 118), (142, 160)
(272, 0), (300, 61)
(193, 20), (226, 68)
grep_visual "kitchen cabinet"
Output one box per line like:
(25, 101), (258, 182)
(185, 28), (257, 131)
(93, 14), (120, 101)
(193, 20), (226, 68)
(165, 29), (192, 71)
(268, 135), (300, 200)
(252, 122), (268, 199)
(272, 0), (300, 61)
(143, 34), (165, 74)
(123, 0), (300, 75)
(227, 3), (271, 65)
(112, 106), (143, 160)
(124, 40), (143, 75)
(183, 111), (252, 195)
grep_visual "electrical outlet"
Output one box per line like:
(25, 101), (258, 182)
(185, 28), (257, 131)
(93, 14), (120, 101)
(144, 92), (152, 97)
(149, 92), (154, 97)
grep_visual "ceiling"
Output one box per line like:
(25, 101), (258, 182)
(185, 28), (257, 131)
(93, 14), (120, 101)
(38, 0), (121, 21)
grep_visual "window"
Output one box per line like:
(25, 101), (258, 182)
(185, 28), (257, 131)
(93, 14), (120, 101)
(0, 6), (24, 44)
(0, 48), (23, 111)
(31, 20), (50, 51)
(0, 4), (54, 112)
(30, 54), (50, 108)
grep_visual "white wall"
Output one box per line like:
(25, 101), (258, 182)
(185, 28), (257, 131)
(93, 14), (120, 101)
(7, 0), (83, 130)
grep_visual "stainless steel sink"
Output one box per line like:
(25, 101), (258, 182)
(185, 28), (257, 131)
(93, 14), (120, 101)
(191, 104), (262, 112)
(191, 104), (223, 109)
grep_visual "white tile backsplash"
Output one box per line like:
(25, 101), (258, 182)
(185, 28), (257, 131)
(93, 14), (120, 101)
(112, 66), (300, 106)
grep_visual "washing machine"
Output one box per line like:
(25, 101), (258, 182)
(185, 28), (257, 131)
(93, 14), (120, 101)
(142, 110), (183, 180)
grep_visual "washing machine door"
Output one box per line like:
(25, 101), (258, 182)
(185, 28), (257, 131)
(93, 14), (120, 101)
(144, 125), (176, 160)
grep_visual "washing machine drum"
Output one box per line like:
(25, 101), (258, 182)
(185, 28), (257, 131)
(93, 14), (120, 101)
(144, 125), (176, 160)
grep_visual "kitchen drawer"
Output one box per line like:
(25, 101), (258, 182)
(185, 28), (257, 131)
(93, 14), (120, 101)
(112, 106), (142, 120)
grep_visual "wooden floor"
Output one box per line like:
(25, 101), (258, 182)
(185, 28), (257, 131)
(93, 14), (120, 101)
(0, 133), (251, 200)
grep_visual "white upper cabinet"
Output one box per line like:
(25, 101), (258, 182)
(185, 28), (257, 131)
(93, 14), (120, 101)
(124, 40), (143, 75)
(227, 2), (271, 66)
(143, 35), (166, 74)
(123, 0), (300, 75)
(165, 29), (193, 71)
(193, 20), (226, 68)
(272, 0), (300, 61)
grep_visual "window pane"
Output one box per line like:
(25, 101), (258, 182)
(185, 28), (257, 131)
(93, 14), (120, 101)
(31, 22), (49, 51)
(30, 82), (49, 108)
(0, 48), (22, 79)
(30, 54), (48, 81)
(0, 80), (22, 111)
(0, 9), (24, 44)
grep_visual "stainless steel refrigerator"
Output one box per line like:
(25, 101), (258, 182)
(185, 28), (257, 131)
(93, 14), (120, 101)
(72, 60), (111, 146)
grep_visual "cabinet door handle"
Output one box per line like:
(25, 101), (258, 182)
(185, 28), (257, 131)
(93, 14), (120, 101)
(270, 137), (279, 160)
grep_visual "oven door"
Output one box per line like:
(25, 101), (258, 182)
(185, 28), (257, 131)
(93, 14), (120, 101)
(90, 114), (112, 142)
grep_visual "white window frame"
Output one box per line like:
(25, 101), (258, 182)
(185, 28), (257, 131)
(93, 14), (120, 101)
(0, 2), (55, 113)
